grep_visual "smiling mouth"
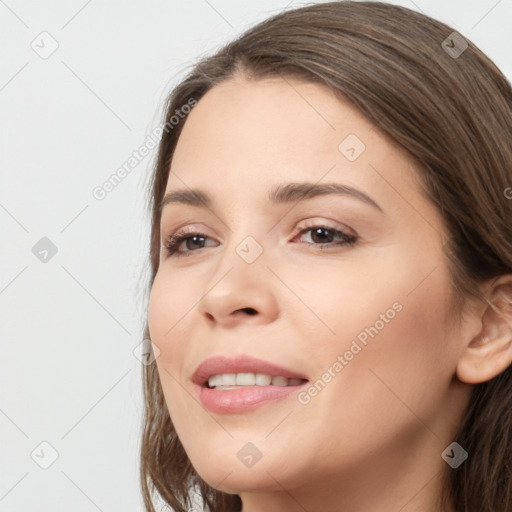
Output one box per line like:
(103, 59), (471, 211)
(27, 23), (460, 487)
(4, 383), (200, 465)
(192, 354), (310, 413)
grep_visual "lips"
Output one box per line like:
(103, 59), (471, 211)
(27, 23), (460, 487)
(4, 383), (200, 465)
(192, 354), (309, 387)
(192, 354), (310, 414)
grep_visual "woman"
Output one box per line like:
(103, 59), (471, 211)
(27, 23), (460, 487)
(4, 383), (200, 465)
(140, 2), (512, 511)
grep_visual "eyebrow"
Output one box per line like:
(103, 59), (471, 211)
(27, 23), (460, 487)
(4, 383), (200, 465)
(159, 182), (384, 214)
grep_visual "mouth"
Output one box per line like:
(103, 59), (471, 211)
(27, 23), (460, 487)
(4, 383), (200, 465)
(193, 354), (309, 387)
(192, 354), (309, 413)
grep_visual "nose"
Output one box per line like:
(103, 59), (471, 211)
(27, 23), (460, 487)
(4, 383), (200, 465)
(196, 255), (280, 328)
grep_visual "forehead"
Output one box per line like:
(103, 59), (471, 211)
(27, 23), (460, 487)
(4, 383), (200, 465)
(165, 76), (425, 216)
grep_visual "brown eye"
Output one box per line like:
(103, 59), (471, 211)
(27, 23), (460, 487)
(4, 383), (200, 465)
(294, 225), (357, 248)
(164, 232), (216, 257)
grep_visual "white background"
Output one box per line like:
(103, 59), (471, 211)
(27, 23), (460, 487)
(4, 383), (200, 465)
(1, 0), (510, 510)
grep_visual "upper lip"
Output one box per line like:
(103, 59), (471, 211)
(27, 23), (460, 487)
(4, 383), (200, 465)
(192, 354), (309, 386)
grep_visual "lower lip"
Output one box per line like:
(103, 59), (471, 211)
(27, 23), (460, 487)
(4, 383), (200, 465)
(198, 383), (308, 414)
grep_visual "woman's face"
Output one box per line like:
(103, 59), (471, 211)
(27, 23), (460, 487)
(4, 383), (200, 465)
(147, 76), (472, 509)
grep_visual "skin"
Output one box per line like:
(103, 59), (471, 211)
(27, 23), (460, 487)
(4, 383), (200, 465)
(147, 75), (512, 512)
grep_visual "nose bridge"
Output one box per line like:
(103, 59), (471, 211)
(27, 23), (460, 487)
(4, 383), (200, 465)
(213, 229), (268, 292)
(220, 198), (271, 266)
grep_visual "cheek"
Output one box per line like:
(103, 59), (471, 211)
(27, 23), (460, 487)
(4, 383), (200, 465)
(147, 270), (210, 403)
(314, 261), (456, 431)
(147, 271), (195, 353)
(147, 274), (193, 405)
(295, 246), (457, 422)
(146, 281), (191, 435)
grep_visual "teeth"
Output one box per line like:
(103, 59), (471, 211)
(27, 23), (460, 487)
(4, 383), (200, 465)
(236, 373), (255, 385)
(208, 375), (222, 387)
(255, 373), (271, 386)
(271, 376), (288, 386)
(221, 374), (236, 386)
(207, 373), (304, 389)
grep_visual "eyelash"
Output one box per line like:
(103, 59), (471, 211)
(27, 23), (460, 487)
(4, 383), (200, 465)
(163, 223), (358, 258)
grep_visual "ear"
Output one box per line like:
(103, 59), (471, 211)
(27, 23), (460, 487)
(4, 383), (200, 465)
(456, 275), (512, 384)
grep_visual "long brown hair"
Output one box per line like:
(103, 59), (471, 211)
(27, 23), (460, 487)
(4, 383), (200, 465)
(140, 2), (512, 511)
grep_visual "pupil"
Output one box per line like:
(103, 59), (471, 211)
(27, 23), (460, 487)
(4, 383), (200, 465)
(312, 228), (332, 243)
(188, 236), (205, 249)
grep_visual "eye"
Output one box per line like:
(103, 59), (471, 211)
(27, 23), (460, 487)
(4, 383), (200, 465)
(163, 223), (358, 258)
(164, 231), (216, 258)
(292, 223), (357, 250)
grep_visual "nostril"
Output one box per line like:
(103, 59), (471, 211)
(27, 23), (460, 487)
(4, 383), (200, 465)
(241, 307), (257, 315)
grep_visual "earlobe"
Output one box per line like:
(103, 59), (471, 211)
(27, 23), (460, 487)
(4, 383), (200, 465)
(456, 277), (512, 384)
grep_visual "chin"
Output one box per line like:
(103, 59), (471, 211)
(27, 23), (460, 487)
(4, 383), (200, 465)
(183, 439), (298, 493)
(194, 462), (282, 494)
